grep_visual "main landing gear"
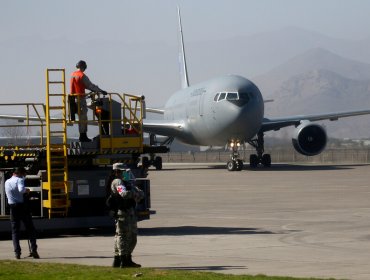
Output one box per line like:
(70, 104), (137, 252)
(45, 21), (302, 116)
(247, 131), (271, 168)
(142, 154), (163, 170)
(141, 134), (173, 170)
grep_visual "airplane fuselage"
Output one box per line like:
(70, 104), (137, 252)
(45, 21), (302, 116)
(163, 75), (264, 146)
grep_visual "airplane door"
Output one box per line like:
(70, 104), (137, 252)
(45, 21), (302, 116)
(199, 93), (205, 116)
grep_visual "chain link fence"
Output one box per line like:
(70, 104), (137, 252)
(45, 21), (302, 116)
(160, 148), (370, 164)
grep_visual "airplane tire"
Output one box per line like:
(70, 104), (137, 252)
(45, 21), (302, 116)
(236, 160), (243, 171)
(249, 154), (258, 168)
(262, 154), (271, 167)
(227, 160), (236, 171)
(154, 156), (162, 170)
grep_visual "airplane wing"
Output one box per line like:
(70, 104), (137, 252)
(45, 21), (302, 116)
(0, 114), (101, 128)
(260, 109), (370, 132)
(143, 120), (184, 136)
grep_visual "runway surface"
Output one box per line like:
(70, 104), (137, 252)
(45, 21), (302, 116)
(1, 163), (370, 279)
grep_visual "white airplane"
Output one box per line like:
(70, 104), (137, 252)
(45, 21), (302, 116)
(142, 8), (370, 171)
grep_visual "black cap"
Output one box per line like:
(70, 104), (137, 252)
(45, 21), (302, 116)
(76, 60), (87, 70)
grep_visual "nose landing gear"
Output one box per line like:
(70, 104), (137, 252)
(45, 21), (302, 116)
(227, 140), (244, 171)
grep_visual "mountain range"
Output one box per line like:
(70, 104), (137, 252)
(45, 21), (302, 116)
(253, 47), (370, 139)
(1, 26), (370, 140)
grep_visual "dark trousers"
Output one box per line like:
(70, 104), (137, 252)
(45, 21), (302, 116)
(9, 203), (37, 255)
(96, 110), (110, 135)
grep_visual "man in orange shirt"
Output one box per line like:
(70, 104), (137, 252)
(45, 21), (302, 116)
(70, 60), (107, 142)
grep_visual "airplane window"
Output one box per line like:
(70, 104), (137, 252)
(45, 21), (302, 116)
(214, 93), (219, 101)
(226, 92), (238, 100)
(218, 92), (226, 101)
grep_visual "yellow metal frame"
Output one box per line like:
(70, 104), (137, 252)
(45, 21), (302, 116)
(0, 68), (146, 219)
(44, 69), (69, 218)
(67, 91), (144, 153)
(98, 92), (144, 153)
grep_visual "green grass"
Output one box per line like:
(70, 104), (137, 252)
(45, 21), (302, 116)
(0, 260), (336, 280)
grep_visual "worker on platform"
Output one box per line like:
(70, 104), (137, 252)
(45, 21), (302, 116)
(5, 167), (40, 259)
(110, 163), (144, 268)
(70, 60), (107, 142)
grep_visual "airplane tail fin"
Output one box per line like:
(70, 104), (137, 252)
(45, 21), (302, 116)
(178, 7), (189, 89)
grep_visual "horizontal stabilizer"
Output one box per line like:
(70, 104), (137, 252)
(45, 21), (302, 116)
(146, 108), (165, 115)
(0, 114), (46, 122)
(143, 120), (184, 137)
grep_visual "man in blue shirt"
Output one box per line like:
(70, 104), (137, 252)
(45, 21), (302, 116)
(5, 167), (39, 259)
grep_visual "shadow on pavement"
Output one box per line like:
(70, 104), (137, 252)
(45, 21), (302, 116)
(247, 163), (361, 172)
(139, 226), (276, 236)
(157, 265), (247, 271)
(155, 163), (365, 172)
(159, 165), (227, 171)
(0, 227), (115, 240)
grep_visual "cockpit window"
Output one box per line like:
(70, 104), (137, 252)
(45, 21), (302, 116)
(215, 91), (250, 103)
(226, 92), (238, 100)
(218, 92), (226, 101)
(239, 92), (250, 102)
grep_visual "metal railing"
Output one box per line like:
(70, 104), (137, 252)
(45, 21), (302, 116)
(0, 103), (46, 147)
(69, 92), (143, 131)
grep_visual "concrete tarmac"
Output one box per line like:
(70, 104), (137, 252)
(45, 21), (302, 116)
(1, 163), (370, 279)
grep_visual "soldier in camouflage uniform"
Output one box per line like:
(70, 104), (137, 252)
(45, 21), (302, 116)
(110, 163), (144, 268)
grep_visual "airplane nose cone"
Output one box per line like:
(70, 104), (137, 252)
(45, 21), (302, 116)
(225, 84), (264, 140)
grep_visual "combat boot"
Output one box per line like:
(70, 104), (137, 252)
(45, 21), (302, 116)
(119, 255), (128, 268)
(112, 256), (120, 267)
(79, 133), (91, 142)
(31, 251), (40, 259)
(126, 255), (141, 268)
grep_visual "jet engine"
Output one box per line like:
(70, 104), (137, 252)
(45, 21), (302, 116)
(292, 122), (327, 156)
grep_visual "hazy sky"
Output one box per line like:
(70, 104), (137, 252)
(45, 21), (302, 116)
(1, 0), (370, 109)
(2, 0), (370, 44)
